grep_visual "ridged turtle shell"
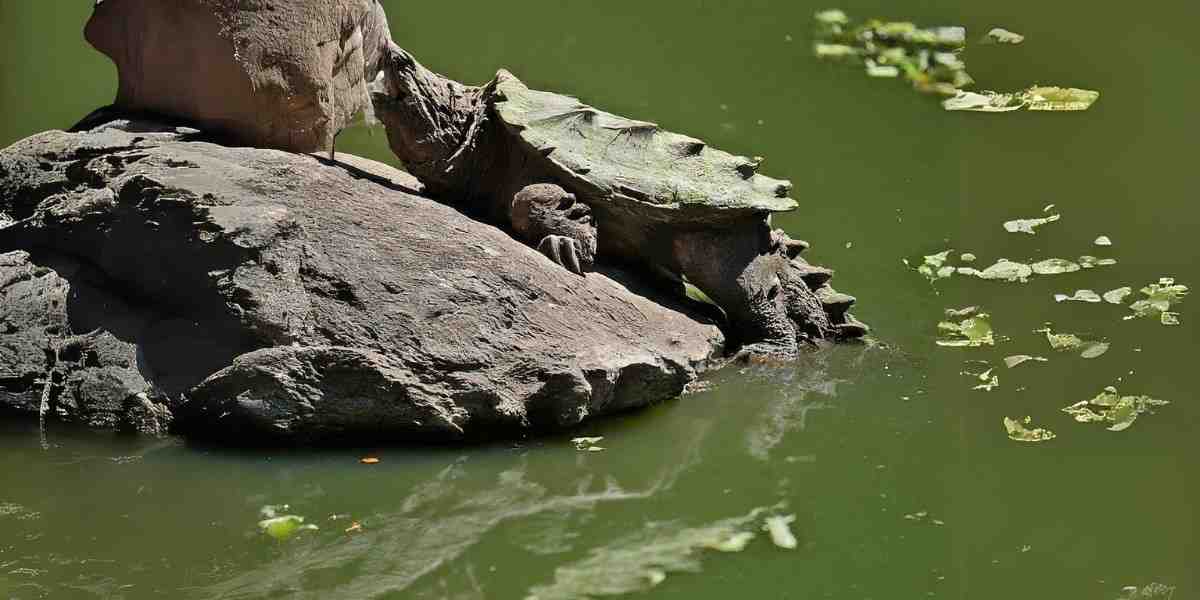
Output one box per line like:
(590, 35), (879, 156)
(492, 70), (798, 223)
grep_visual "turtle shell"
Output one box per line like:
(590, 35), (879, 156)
(491, 71), (798, 223)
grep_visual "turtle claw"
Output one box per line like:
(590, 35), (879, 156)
(538, 235), (585, 275)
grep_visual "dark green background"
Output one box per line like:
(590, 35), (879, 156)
(1, 2), (1196, 598)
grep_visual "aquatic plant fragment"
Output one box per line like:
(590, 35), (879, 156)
(1004, 355), (1047, 369)
(1116, 583), (1177, 600)
(1055, 290), (1101, 303)
(763, 514), (799, 549)
(1061, 386), (1170, 432)
(1078, 255), (1118, 269)
(1031, 258), (1081, 275)
(983, 28), (1025, 44)
(1003, 214), (1060, 235)
(1125, 278), (1188, 324)
(1004, 416), (1056, 442)
(937, 313), (994, 347)
(259, 514), (319, 541)
(944, 87), (1100, 112)
(973, 259), (1032, 282)
(1094, 235), (1113, 246)
(907, 250), (956, 282)
(572, 437), (606, 452)
(1103, 287), (1133, 304)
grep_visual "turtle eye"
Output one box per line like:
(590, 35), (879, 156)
(557, 193), (577, 210)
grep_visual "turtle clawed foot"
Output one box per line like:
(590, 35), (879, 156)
(537, 235), (586, 276)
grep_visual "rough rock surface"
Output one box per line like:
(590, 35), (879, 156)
(0, 119), (724, 443)
(0, 251), (169, 436)
(84, 0), (393, 153)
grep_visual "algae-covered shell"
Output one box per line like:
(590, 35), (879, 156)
(492, 71), (798, 223)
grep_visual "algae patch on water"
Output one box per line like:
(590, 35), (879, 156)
(1061, 386), (1170, 432)
(1125, 278), (1188, 325)
(1004, 416), (1056, 443)
(937, 312), (994, 347)
(814, 10), (1099, 113)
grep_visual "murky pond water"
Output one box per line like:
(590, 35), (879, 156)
(2, 1), (1197, 598)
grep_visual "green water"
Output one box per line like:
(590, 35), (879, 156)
(1, 1), (1197, 598)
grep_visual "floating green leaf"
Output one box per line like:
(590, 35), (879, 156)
(1004, 214), (1061, 234)
(1061, 386), (1169, 432)
(1079, 341), (1110, 359)
(1126, 277), (1188, 324)
(983, 28), (1025, 44)
(1042, 329), (1083, 350)
(1055, 290), (1101, 303)
(1004, 355), (1048, 369)
(1031, 258), (1081, 275)
(910, 250), (956, 283)
(945, 87), (1099, 113)
(814, 9), (849, 25)
(762, 515), (798, 549)
(938, 313), (995, 347)
(1004, 416), (1056, 443)
(943, 90), (1022, 112)
(1025, 87), (1101, 111)
(944, 306), (979, 318)
(1116, 583), (1177, 600)
(975, 259), (1032, 282)
(1078, 255), (1118, 269)
(258, 514), (319, 541)
(1103, 287), (1133, 305)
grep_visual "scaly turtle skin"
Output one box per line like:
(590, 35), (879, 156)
(372, 45), (867, 355)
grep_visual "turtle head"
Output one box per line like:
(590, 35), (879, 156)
(371, 42), (487, 195)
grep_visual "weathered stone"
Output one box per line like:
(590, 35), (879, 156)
(0, 250), (170, 436)
(83, 0), (392, 154)
(0, 119), (723, 443)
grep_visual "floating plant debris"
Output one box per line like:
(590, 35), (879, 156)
(1003, 214), (1061, 235)
(1061, 386), (1170, 432)
(763, 515), (799, 549)
(943, 86), (1100, 113)
(571, 437), (606, 452)
(1103, 287), (1133, 304)
(1116, 583), (1177, 600)
(1004, 416), (1056, 442)
(1125, 278), (1188, 325)
(974, 259), (1032, 282)
(1004, 355), (1048, 369)
(937, 313), (994, 347)
(906, 250), (955, 282)
(983, 28), (1025, 45)
(945, 306), (979, 318)
(1031, 258), (1081, 275)
(1094, 235), (1113, 246)
(1079, 341), (1110, 359)
(1055, 289), (1102, 303)
(1078, 255), (1118, 269)
(815, 11), (1099, 113)
(258, 506), (319, 541)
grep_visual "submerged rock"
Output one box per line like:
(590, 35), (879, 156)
(0, 118), (723, 443)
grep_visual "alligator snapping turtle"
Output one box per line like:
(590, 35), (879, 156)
(372, 45), (866, 355)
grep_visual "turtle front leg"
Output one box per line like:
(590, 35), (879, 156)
(673, 221), (800, 357)
(511, 184), (598, 275)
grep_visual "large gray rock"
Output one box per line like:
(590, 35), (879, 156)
(0, 119), (724, 443)
(0, 251), (170, 436)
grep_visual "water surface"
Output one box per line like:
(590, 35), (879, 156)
(1, 1), (1196, 598)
